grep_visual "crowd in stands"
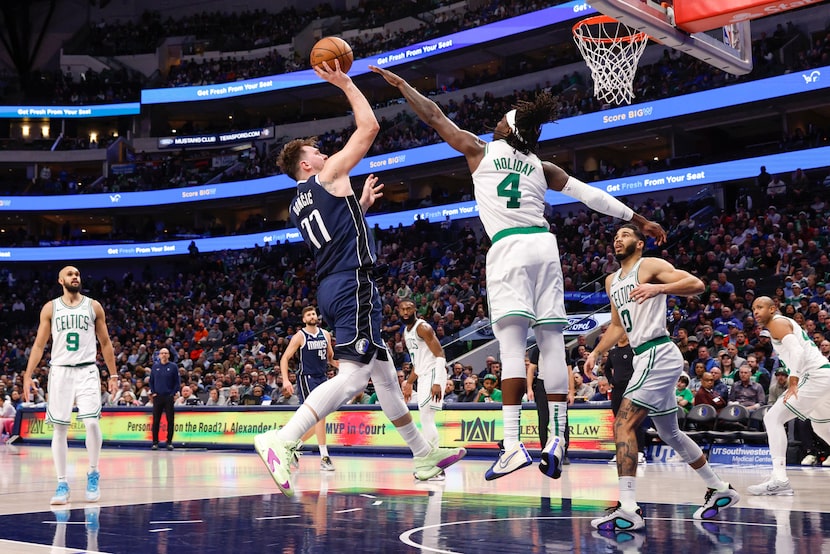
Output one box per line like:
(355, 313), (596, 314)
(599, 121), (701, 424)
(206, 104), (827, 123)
(8, 62), (829, 200)
(50, 68), (140, 106)
(77, 7), (324, 57)
(4, 21), (827, 194)
(2, 173), (830, 438)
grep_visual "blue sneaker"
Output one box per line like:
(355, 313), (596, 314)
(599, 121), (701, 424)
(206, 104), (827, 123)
(484, 442), (532, 480)
(85, 506), (100, 532)
(539, 436), (565, 479)
(51, 481), (70, 505)
(51, 508), (71, 523)
(86, 470), (100, 502)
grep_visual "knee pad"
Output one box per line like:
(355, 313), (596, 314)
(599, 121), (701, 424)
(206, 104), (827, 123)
(653, 413), (702, 462)
(493, 317), (531, 381)
(371, 358), (409, 421)
(535, 326), (568, 394)
(82, 418), (100, 430)
(333, 361), (373, 399)
(52, 424), (68, 440)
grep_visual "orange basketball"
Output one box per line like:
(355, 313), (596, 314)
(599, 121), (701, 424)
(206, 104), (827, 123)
(310, 36), (354, 74)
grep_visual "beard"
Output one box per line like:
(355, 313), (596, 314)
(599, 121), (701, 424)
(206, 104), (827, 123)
(64, 282), (81, 293)
(401, 314), (416, 326)
(614, 242), (637, 262)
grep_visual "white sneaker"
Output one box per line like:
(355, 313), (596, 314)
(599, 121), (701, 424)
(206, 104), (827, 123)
(539, 436), (565, 479)
(85, 470), (100, 502)
(694, 485), (741, 519)
(413, 446), (466, 480)
(320, 456), (335, 472)
(254, 432), (301, 497)
(592, 529), (646, 553)
(801, 454), (817, 466)
(747, 478), (794, 496)
(591, 503), (646, 531)
(484, 442), (532, 481)
(608, 455), (617, 464)
(50, 481), (70, 505)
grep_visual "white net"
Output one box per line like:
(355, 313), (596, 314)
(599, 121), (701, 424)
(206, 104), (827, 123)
(573, 15), (649, 105)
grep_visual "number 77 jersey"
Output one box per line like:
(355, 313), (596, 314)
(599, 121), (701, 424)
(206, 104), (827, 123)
(471, 140), (549, 240)
(289, 175), (377, 281)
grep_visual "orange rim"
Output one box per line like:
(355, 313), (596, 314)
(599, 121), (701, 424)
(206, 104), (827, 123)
(573, 15), (649, 44)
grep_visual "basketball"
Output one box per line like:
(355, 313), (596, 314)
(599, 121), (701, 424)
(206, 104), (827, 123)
(310, 37), (354, 74)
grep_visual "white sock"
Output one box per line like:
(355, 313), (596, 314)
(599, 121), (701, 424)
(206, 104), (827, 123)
(419, 408), (439, 448)
(52, 521), (67, 549)
(502, 405), (521, 449)
(771, 456), (788, 481)
(548, 401), (567, 441)
(319, 444), (329, 458)
(397, 421), (431, 457)
(52, 424), (68, 482)
(278, 363), (369, 442)
(83, 418), (102, 472)
(276, 404), (317, 442)
(87, 526), (99, 553)
(619, 476), (638, 511)
(695, 462), (728, 491)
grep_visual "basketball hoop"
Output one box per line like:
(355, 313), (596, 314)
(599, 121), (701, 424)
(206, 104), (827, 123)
(573, 15), (649, 105)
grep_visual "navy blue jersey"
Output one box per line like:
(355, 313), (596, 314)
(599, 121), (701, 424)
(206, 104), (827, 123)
(289, 175), (376, 281)
(298, 328), (328, 377)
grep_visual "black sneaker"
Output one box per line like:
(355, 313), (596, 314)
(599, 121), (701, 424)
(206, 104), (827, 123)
(151, 444), (158, 450)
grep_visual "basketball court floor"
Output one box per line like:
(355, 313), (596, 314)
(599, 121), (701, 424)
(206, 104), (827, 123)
(0, 443), (828, 553)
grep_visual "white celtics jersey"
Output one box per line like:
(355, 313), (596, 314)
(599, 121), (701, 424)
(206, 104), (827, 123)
(609, 259), (667, 349)
(404, 319), (443, 378)
(50, 296), (98, 366)
(769, 314), (829, 378)
(471, 140), (549, 240)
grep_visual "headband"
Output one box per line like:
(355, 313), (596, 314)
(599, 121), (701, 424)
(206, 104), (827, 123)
(504, 109), (526, 145)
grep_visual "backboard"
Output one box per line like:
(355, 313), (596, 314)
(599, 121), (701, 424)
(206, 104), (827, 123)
(587, 0), (754, 75)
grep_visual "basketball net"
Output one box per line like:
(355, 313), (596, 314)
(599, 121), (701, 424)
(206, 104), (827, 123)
(573, 15), (649, 105)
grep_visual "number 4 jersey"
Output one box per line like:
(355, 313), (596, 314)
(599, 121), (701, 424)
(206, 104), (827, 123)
(471, 140), (549, 240)
(50, 295), (98, 366)
(289, 175), (377, 281)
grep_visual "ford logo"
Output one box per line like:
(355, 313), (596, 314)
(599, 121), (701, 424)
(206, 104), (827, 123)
(566, 316), (597, 332)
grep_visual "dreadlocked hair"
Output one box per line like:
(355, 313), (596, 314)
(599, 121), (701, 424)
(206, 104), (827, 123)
(508, 91), (559, 155)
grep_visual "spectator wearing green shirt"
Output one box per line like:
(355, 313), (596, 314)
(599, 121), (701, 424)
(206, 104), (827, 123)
(476, 374), (503, 403)
(676, 375), (694, 413)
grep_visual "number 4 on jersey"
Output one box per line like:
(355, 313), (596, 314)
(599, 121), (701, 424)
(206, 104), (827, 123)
(497, 173), (521, 208)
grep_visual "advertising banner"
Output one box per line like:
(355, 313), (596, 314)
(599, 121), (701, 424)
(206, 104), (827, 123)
(140, 2), (597, 104)
(0, 103), (141, 118)
(157, 127), (272, 149)
(17, 405), (614, 452)
(708, 444), (772, 465)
